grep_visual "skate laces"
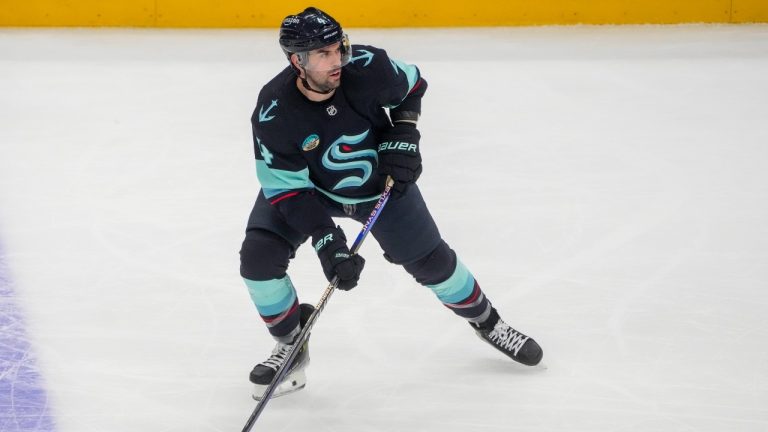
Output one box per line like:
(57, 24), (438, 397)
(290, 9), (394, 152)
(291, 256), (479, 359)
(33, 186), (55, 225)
(261, 343), (293, 370)
(488, 321), (529, 356)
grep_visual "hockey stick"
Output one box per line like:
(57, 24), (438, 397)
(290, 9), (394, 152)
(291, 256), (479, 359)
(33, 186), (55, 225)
(241, 176), (396, 431)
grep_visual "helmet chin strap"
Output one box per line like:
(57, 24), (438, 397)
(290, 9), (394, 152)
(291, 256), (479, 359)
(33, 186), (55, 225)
(294, 63), (335, 95)
(300, 76), (335, 95)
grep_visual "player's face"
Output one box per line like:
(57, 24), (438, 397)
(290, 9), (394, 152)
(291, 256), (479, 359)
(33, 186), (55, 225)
(302, 42), (343, 92)
(305, 42), (343, 72)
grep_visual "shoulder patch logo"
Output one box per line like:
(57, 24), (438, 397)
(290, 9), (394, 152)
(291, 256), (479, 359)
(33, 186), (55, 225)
(258, 99), (278, 123)
(302, 134), (320, 151)
(350, 50), (374, 67)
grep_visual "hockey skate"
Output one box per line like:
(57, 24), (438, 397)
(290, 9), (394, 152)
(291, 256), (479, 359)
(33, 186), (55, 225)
(250, 303), (314, 400)
(471, 309), (543, 366)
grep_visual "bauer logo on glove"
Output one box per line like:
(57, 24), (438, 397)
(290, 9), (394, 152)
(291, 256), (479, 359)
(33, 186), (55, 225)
(314, 233), (334, 251)
(379, 141), (418, 153)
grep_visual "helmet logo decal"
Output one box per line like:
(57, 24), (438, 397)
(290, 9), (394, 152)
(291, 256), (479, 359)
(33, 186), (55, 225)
(323, 30), (339, 41)
(279, 8), (344, 59)
(258, 99), (278, 123)
(350, 50), (374, 67)
(321, 130), (378, 190)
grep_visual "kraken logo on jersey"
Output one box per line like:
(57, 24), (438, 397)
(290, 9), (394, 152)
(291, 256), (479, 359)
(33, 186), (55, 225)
(321, 130), (378, 190)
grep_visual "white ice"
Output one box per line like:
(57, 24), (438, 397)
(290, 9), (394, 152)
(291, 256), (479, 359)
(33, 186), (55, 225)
(1, 25), (768, 432)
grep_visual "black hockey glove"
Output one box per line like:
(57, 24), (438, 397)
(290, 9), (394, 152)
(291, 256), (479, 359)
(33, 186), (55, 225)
(312, 226), (365, 291)
(377, 124), (422, 195)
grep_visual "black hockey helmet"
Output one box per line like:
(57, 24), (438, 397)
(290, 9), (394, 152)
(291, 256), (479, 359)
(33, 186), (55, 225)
(279, 7), (351, 68)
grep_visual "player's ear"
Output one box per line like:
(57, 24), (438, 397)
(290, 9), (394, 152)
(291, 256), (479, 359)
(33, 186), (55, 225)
(290, 54), (305, 78)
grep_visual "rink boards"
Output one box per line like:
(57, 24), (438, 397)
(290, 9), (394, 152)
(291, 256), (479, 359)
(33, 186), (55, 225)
(1, 0), (767, 27)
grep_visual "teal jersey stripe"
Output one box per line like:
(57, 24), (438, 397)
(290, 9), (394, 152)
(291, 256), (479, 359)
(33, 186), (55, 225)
(390, 59), (419, 103)
(261, 188), (293, 199)
(427, 260), (475, 304)
(315, 186), (382, 205)
(255, 160), (313, 197)
(244, 276), (297, 316)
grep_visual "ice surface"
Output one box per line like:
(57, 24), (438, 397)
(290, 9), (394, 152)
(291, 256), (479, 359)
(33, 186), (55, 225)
(1, 25), (767, 431)
(0, 248), (55, 432)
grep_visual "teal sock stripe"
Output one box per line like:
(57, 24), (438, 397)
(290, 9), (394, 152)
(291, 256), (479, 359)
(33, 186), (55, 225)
(243, 276), (297, 317)
(427, 260), (475, 304)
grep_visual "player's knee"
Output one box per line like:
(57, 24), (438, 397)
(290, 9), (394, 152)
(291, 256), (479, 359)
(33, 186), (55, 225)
(402, 240), (457, 285)
(239, 229), (292, 280)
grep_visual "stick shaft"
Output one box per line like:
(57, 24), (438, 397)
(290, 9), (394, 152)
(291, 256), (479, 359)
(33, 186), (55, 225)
(241, 178), (395, 431)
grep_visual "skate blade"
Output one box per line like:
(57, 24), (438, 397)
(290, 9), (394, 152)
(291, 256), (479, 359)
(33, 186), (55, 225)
(252, 369), (307, 401)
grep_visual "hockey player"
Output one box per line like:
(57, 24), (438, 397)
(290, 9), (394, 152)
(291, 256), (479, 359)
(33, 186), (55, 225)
(240, 7), (543, 399)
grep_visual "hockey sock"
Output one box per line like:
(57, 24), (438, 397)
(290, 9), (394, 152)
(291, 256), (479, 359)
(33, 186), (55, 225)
(243, 275), (301, 343)
(426, 260), (493, 325)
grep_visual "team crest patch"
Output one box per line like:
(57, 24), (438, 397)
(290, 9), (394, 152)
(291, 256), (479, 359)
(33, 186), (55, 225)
(326, 105), (338, 116)
(302, 134), (320, 151)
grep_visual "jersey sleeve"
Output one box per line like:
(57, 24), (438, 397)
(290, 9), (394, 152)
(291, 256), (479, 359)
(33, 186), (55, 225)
(253, 122), (313, 204)
(351, 45), (428, 122)
(251, 101), (335, 236)
(360, 46), (426, 110)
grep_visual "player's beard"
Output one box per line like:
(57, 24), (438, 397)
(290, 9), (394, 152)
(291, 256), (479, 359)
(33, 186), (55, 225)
(304, 68), (341, 93)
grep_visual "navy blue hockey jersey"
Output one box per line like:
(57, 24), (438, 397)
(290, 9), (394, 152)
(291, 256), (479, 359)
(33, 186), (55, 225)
(251, 45), (422, 206)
